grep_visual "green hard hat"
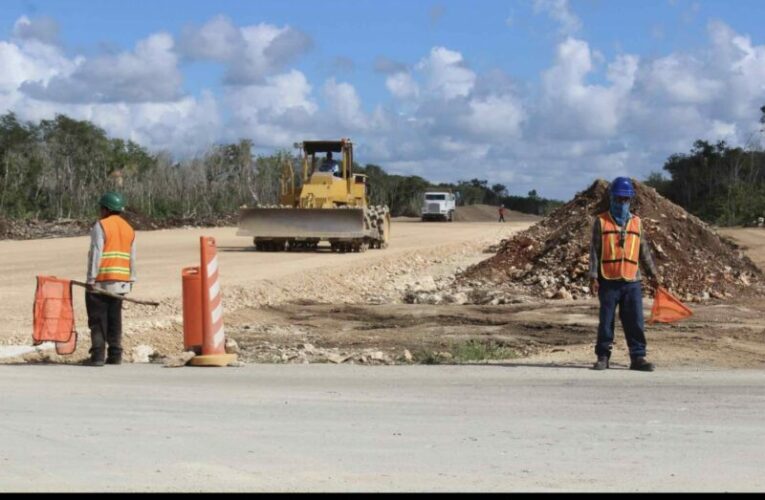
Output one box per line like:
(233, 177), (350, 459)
(99, 191), (125, 212)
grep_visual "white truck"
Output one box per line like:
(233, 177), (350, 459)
(421, 191), (456, 222)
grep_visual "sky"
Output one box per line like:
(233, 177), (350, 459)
(1, 0), (765, 200)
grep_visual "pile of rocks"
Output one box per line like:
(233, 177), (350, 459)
(0, 217), (92, 240)
(238, 341), (412, 365)
(0, 211), (239, 241)
(458, 179), (763, 302)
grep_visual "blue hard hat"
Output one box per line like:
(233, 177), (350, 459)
(610, 177), (635, 198)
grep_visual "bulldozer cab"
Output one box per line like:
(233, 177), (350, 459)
(299, 140), (353, 182)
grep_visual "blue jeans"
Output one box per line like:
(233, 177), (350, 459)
(596, 279), (647, 359)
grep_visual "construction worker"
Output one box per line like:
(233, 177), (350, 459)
(589, 177), (661, 372)
(319, 152), (341, 177)
(498, 204), (506, 223)
(82, 192), (136, 366)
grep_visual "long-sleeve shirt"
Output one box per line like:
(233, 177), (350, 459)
(588, 214), (657, 281)
(86, 220), (136, 294)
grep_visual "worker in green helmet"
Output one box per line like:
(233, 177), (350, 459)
(82, 192), (136, 366)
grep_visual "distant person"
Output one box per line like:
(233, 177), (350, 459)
(589, 177), (661, 372)
(319, 152), (341, 177)
(498, 204), (505, 223)
(82, 192), (136, 366)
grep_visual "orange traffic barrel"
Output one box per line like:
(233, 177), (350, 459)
(182, 266), (203, 353)
(189, 236), (237, 367)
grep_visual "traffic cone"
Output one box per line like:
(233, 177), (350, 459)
(189, 236), (238, 367)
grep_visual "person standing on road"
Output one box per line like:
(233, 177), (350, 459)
(498, 204), (506, 223)
(82, 192), (136, 366)
(589, 177), (661, 372)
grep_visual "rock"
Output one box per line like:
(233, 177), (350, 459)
(131, 344), (156, 363)
(225, 338), (240, 354)
(437, 352), (453, 361)
(227, 360), (246, 368)
(370, 351), (387, 362)
(163, 351), (195, 368)
(412, 276), (437, 292)
(326, 353), (347, 364)
(298, 343), (315, 353)
(553, 287), (573, 300)
(403, 349), (413, 362)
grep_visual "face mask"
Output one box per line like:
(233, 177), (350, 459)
(609, 195), (631, 226)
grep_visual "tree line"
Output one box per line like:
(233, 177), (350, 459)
(0, 112), (560, 222)
(645, 105), (765, 226)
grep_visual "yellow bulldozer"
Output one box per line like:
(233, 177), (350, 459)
(237, 138), (391, 252)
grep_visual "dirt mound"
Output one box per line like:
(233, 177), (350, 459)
(453, 204), (539, 222)
(459, 179), (763, 302)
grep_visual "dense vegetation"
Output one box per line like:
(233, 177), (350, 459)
(0, 112), (559, 221)
(645, 106), (765, 226)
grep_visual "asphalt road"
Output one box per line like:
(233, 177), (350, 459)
(1, 364), (763, 492)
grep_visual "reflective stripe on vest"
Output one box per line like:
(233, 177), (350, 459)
(96, 215), (135, 282)
(599, 212), (641, 281)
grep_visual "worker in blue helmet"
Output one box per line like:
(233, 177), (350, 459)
(588, 177), (662, 372)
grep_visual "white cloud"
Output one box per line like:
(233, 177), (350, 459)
(385, 72), (419, 100)
(21, 33), (182, 103)
(322, 79), (367, 130)
(416, 47), (476, 100)
(225, 70), (318, 148)
(533, 0), (582, 35)
(538, 38), (636, 139)
(177, 16), (312, 85)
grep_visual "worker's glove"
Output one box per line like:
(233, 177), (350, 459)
(590, 278), (599, 295)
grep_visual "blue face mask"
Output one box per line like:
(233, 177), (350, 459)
(609, 194), (631, 226)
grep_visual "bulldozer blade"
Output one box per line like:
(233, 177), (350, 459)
(237, 207), (369, 239)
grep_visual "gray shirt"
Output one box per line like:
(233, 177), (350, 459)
(86, 220), (136, 294)
(588, 214), (657, 281)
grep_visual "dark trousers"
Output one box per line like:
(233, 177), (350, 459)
(85, 291), (123, 361)
(596, 279), (647, 359)
(498, 214), (505, 222)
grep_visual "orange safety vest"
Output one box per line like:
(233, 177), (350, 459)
(96, 215), (135, 282)
(598, 211), (641, 281)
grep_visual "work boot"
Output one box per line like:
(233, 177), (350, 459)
(81, 357), (105, 367)
(105, 356), (122, 365)
(592, 355), (610, 370)
(630, 357), (655, 372)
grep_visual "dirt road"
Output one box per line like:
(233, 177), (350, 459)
(719, 227), (765, 270)
(0, 219), (529, 347)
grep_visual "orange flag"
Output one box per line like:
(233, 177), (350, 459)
(649, 286), (693, 324)
(33, 276), (77, 354)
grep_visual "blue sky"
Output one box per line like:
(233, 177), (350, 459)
(1, 0), (764, 199)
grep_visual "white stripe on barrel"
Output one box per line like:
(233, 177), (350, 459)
(213, 325), (225, 347)
(211, 303), (223, 324)
(209, 280), (220, 302)
(207, 255), (218, 278)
